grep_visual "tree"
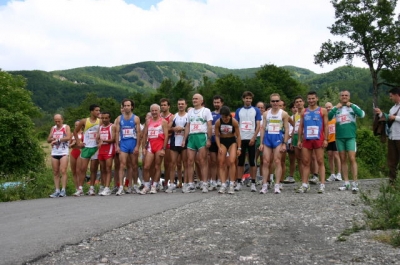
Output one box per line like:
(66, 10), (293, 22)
(314, 0), (400, 105)
(0, 70), (44, 174)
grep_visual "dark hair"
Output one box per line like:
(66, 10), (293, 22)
(213, 95), (224, 103)
(89, 104), (100, 111)
(160, 98), (170, 106)
(242, 91), (254, 99)
(289, 102), (295, 109)
(177, 98), (187, 103)
(389, 87), (400, 96)
(121, 99), (134, 110)
(294, 95), (303, 101)
(265, 103), (272, 109)
(307, 91), (318, 97)
(220, 106), (231, 116)
(101, 111), (111, 118)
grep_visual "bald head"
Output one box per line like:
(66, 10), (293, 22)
(325, 102), (333, 111)
(192, 93), (204, 108)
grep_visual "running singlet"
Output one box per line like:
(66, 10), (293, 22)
(83, 118), (100, 148)
(265, 109), (283, 135)
(170, 113), (188, 147)
(99, 124), (115, 155)
(219, 117), (234, 135)
(51, 125), (69, 156)
(303, 107), (323, 140)
(148, 118), (165, 142)
(293, 113), (301, 134)
(119, 114), (137, 140)
(187, 107), (213, 134)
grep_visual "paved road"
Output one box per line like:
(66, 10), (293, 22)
(0, 192), (215, 265)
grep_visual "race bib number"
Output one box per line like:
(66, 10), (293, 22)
(220, 124), (232, 134)
(122, 128), (135, 138)
(328, 124), (335, 135)
(240, 121), (253, 131)
(148, 128), (159, 139)
(267, 122), (280, 134)
(294, 121), (300, 133)
(190, 122), (202, 133)
(338, 114), (351, 125)
(100, 132), (109, 140)
(88, 131), (97, 140)
(306, 126), (319, 138)
(53, 131), (63, 139)
(212, 125), (215, 136)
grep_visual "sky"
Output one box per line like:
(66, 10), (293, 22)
(0, 0), (394, 73)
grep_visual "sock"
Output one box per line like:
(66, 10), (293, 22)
(252, 179), (256, 184)
(237, 179), (242, 183)
(61, 188), (65, 191)
(56, 189), (60, 192)
(78, 186), (83, 190)
(90, 185), (94, 190)
(144, 182), (150, 188)
(302, 183), (308, 188)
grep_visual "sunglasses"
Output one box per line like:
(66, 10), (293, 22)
(271, 100), (280, 103)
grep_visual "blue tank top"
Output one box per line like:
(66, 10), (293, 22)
(303, 107), (323, 140)
(211, 111), (221, 142)
(119, 114), (137, 140)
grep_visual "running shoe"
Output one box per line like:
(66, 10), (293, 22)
(216, 180), (222, 187)
(338, 183), (351, 191)
(309, 175), (319, 185)
(282, 176), (295, 183)
(73, 189), (83, 197)
(111, 186), (119, 194)
(196, 182), (201, 189)
(100, 187), (111, 196)
(98, 186), (104, 195)
(165, 184), (176, 193)
(116, 187), (124, 196)
(182, 184), (188, 193)
(87, 187), (96, 196)
(208, 182), (217, 191)
(49, 191), (60, 198)
(125, 186), (132, 194)
(250, 183), (257, 192)
(59, 190), (67, 197)
(218, 185), (227, 194)
(228, 185), (235, 195)
(202, 183), (209, 193)
(335, 173), (342, 181)
(259, 184), (268, 194)
(352, 182), (359, 194)
(296, 185), (310, 193)
(274, 184), (281, 194)
(188, 185), (196, 193)
(150, 185), (157, 194)
(318, 184), (325, 194)
(327, 174), (336, 182)
(140, 186), (150, 195)
(133, 185), (140, 194)
(234, 182), (242, 191)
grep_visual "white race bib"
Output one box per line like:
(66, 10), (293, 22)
(328, 124), (335, 135)
(267, 122), (280, 134)
(53, 131), (63, 139)
(88, 131), (97, 140)
(240, 121), (253, 131)
(338, 114), (351, 125)
(190, 121), (202, 133)
(306, 126), (319, 138)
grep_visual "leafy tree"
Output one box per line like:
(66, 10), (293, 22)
(0, 70), (44, 174)
(314, 0), (400, 105)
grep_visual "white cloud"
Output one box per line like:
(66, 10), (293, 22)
(0, 0), (394, 73)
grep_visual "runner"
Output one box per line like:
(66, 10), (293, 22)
(325, 102), (342, 182)
(97, 112), (116, 196)
(291, 96), (305, 185)
(235, 91), (262, 192)
(160, 98), (175, 191)
(208, 95), (223, 191)
(215, 106), (241, 194)
(73, 104), (101, 196)
(255, 101), (266, 186)
(259, 94), (290, 194)
(283, 102), (297, 184)
(328, 91), (365, 193)
(297, 91), (328, 194)
(69, 120), (83, 192)
(114, 99), (141, 196)
(48, 114), (71, 198)
(168, 99), (188, 193)
(182, 93), (213, 193)
(141, 104), (169, 194)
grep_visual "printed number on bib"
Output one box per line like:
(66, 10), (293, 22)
(100, 132), (109, 140)
(53, 131), (63, 139)
(220, 124), (232, 134)
(190, 122), (202, 133)
(306, 126), (319, 138)
(88, 131), (97, 140)
(267, 123), (280, 134)
(328, 124), (335, 135)
(338, 114), (351, 125)
(148, 128), (159, 139)
(240, 121), (253, 131)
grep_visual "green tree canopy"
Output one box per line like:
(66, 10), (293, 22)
(314, 0), (400, 105)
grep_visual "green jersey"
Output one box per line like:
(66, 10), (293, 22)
(328, 104), (365, 139)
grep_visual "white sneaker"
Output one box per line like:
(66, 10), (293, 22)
(218, 185), (227, 194)
(116, 187), (124, 196)
(228, 185), (235, 195)
(309, 176), (319, 185)
(208, 182), (217, 191)
(140, 186), (150, 195)
(250, 183), (257, 192)
(259, 184), (268, 194)
(98, 186), (104, 195)
(100, 187), (111, 196)
(73, 189), (83, 197)
(352, 182), (359, 193)
(327, 174), (336, 182)
(133, 185), (140, 194)
(274, 184), (281, 194)
(282, 176), (295, 183)
(318, 184), (325, 194)
(234, 182), (242, 191)
(202, 183), (209, 193)
(336, 173), (342, 181)
(216, 180), (222, 187)
(165, 184), (176, 193)
(150, 185), (157, 194)
(87, 187), (96, 196)
(125, 186), (133, 194)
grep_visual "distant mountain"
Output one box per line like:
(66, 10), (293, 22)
(8, 61), (374, 113)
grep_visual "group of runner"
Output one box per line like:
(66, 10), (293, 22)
(47, 90), (365, 197)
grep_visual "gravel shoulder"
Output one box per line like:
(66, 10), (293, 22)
(25, 178), (400, 265)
